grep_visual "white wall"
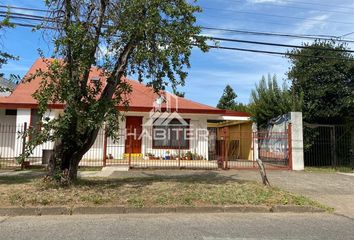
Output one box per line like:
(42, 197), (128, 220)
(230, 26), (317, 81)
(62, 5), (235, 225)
(141, 115), (209, 160)
(0, 109), (211, 161)
(29, 110), (57, 158)
(0, 109), (17, 158)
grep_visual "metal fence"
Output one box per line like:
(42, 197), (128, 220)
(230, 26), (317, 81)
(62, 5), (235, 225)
(0, 124), (220, 170)
(0, 123), (292, 170)
(304, 124), (354, 168)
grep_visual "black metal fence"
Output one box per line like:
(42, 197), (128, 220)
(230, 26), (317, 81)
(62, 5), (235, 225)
(304, 124), (354, 168)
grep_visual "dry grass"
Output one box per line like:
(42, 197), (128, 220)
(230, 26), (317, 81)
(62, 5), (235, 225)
(0, 172), (326, 209)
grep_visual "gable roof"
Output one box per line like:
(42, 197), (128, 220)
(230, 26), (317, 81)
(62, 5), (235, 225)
(0, 58), (249, 117)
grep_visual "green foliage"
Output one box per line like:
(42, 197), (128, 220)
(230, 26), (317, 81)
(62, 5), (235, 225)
(232, 102), (250, 113)
(22, 0), (208, 179)
(249, 74), (302, 127)
(0, 14), (19, 92)
(217, 84), (237, 109)
(173, 88), (185, 98)
(0, 12), (16, 68)
(287, 40), (354, 124)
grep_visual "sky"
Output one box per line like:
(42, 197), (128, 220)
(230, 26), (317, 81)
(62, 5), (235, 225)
(1, 0), (354, 107)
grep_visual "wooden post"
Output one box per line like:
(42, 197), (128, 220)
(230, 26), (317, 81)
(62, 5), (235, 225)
(21, 122), (27, 170)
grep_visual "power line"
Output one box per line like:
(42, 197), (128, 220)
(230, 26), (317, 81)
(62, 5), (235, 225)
(2, 4), (354, 43)
(205, 45), (354, 61)
(7, 19), (354, 61)
(201, 27), (342, 42)
(201, 27), (354, 43)
(2, 6), (354, 62)
(4, 11), (354, 47)
(210, 37), (354, 53)
(0, 5), (52, 13)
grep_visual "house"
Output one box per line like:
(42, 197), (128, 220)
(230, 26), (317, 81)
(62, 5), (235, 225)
(0, 58), (252, 168)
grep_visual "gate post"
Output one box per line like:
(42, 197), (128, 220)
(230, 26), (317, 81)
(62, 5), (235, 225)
(289, 112), (304, 170)
(252, 123), (259, 163)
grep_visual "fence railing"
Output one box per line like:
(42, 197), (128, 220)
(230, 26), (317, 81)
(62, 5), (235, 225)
(0, 123), (292, 170)
(304, 124), (354, 168)
(0, 124), (220, 170)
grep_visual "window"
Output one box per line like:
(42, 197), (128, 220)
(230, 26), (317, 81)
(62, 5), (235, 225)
(153, 119), (189, 149)
(29, 109), (42, 139)
(5, 109), (17, 116)
(30, 109), (42, 127)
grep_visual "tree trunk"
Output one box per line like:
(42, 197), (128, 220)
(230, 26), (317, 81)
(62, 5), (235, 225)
(48, 127), (100, 183)
(256, 158), (271, 186)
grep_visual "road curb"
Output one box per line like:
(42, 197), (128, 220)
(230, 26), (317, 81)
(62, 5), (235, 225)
(0, 205), (325, 216)
(270, 205), (326, 213)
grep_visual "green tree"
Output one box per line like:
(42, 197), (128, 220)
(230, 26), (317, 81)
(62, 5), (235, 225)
(249, 74), (301, 127)
(232, 102), (250, 113)
(0, 15), (17, 93)
(287, 40), (354, 124)
(23, 0), (208, 182)
(172, 87), (185, 98)
(217, 84), (237, 109)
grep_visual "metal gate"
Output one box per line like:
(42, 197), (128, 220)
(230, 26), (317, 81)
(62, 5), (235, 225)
(217, 127), (291, 170)
(304, 124), (354, 168)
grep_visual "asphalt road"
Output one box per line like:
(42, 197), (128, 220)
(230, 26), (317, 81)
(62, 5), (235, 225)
(1, 213), (353, 240)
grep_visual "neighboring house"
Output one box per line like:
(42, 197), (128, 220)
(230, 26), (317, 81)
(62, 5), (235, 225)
(0, 77), (15, 97)
(0, 58), (251, 166)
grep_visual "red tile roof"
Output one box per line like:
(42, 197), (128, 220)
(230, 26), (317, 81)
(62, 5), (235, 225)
(0, 58), (249, 117)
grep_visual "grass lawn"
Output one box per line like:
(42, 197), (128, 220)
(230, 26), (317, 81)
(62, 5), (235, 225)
(0, 171), (328, 210)
(305, 166), (354, 173)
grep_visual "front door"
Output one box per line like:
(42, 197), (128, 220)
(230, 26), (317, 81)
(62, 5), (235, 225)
(125, 116), (143, 154)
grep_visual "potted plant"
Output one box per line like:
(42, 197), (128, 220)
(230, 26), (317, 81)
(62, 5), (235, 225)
(186, 151), (193, 160)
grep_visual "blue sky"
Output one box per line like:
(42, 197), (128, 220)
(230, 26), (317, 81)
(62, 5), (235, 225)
(1, 0), (354, 106)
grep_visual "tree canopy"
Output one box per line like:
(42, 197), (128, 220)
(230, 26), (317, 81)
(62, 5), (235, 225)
(0, 16), (17, 93)
(287, 40), (354, 124)
(217, 84), (237, 109)
(249, 74), (301, 128)
(22, 0), (208, 182)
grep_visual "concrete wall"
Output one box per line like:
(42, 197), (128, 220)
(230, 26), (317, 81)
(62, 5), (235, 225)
(290, 112), (304, 170)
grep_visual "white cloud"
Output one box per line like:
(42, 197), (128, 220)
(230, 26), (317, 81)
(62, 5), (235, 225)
(295, 14), (330, 33)
(247, 0), (287, 4)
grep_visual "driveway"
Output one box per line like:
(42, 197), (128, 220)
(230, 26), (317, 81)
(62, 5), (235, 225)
(229, 170), (354, 218)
